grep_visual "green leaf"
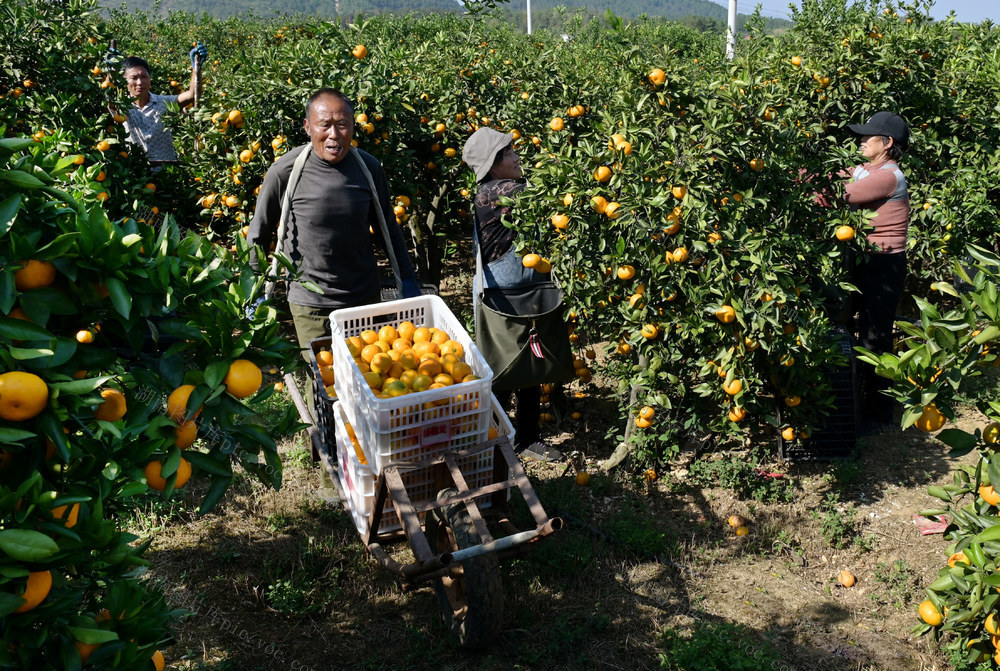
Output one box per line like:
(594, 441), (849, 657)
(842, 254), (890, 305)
(0, 194), (20, 236)
(0, 427), (35, 443)
(105, 277), (132, 319)
(49, 376), (113, 394)
(0, 138), (33, 152)
(927, 573), (955, 591)
(938, 428), (978, 454)
(926, 486), (952, 502)
(973, 525), (1000, 544)
(0, 529), (59, 561)
(8, 346), (54, 360)
(68, 627), (119, 644)
(0, 317), (51, 341)
(184, 451), (233, 477)
(198, 475), (234, 515)
(204, 360), (230, 390)
(0, 170), (45, 189)
(0, 593), (26, 618)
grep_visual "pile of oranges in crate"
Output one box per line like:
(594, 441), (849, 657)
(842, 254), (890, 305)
(345, 322), (480, 399)
(316, 350), (337, 398)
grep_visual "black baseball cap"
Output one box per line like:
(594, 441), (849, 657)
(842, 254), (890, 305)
(848, 111), (909, 149)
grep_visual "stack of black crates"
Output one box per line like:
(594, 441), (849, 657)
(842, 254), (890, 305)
(777, 325), (859, 461)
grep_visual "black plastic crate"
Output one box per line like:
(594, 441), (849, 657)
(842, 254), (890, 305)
(307, 336), (337, 455)
(778, 327), (858, 461)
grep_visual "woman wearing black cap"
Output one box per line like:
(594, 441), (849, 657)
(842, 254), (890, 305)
(462, 128), (562, 461)
(844, 111), (910, 433)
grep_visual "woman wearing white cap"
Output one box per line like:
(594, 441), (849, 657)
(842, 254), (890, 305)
(844, 111), (910, 434)
(462, 128), (561, 461)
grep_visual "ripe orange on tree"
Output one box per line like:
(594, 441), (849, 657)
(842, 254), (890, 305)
(94, 388), (127, 422)
(145, 457), (192, 491)
(714, 305), (736, 324)
(551, 213), (569, 230)
(175, 421), (197, 449)
(14, 259), (56, 290)
(166, 384), (201, 422)
(979, 484), (1000, 506)
(13, 570), (52, 613)
(0, 371), (49, 421)
(724, 378), (743, 396)
(549, 117), (564, 131)
(918, 600), (942, 626)
(914, 404), (946, 432)
(352, 44), (368, 59)
(648, 68), (666, 86)
(224, 359), (262, 399)
(835, 225), (855, 241)
(593, 166), (612, 183)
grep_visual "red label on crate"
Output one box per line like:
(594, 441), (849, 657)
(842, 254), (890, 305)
(420, 422), (451, 448)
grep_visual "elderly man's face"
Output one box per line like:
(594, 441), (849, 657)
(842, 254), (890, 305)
(124, 66), (151, 102)
(304, 94), (354, 164)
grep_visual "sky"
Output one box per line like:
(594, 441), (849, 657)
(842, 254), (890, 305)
(710, 0), (1000, 23)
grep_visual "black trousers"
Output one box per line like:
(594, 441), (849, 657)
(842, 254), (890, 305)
(854, 252), (907, 422)
(496, 386), (541, 448)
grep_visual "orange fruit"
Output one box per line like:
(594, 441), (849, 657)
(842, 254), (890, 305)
(94, 388), (127, 422)
(166, 385), (201, 422)
(370, 352), (394, 376)
(781, 426), (796, 441)
(617, 265), (636, 281)
(728, 514), (746, 528)
(359, 329), (379, 345)
(451, 362), (473, 380)
(378, 324), (399, 343)
(715, 305), (736, 323)
(736, 526), (749, 537)
(316, 350), (334, 366)
(648, 68), (666, 86)
(551, 214), (569, 229)
(522, 253), (542, 269)
(671, 185), (687, 200)
(838, 570), (856, 588)
(175, 421), (197, 449)
(728, 406), (746, 422)
(724, 378), (743, 396)
(641, 324), (659, 339)
(412, 327), (431, 343)
(239, 149), (254, 163)
(785, 395), (802, 407)
(591, 195), (608, 213)
(224, 360), (261, 399)
(790, 55), (803, 67)
(362, 371), (382, 391)
(145, 458), (192, 491)
(672, 247), (689, 263)
(915, 404), (946, 432)
(52, 502), (80, 528)
(411, 374), (432, 392)
(417, 359), (443, 378)
(575, 471), (591, 486)
(75, 329), (94, 344)
(835, 225), (855, 241)
(14, 570), (52, 613)
(593, 166), (612, 183)
(980, 484), (1000, 506)
(549, 117), (564, 131)
(352, 44), (368, 59)
(918, 599), (942, 626)
(75, 640), (100, 662)
(0, 371), (49, 421)
(639, 405), (655, 420)
(397, 321), (416, 341)
(987, 613), (999, 635)
(948, 551), (969, 568)
(14, 259), (57, 290)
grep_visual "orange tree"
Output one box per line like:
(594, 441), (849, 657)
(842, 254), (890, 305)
(859, 246), (1000, 665)
(97, 1), (1000, 469)
(1, 0), (301, 666)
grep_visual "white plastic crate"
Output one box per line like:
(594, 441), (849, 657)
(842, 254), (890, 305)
(334, 397), (510, 534)
(329, 295), (494, 474)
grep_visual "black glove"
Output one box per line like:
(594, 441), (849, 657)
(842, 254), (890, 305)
(190, 43), (208, 66)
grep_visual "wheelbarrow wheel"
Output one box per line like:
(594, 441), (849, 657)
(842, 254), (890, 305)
(426, 488), (504, 649)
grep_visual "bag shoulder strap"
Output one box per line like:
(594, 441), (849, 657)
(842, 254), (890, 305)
(351, 147), (403, 293)
(264, 145), (311, 299)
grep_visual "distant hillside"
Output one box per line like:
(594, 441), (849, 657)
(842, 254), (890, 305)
(100, 0), (785, 27)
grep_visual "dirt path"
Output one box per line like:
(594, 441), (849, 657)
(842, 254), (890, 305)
(135, 394), (988, 671)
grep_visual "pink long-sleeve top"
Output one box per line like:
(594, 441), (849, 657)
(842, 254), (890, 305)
(843, 160), (909, 254)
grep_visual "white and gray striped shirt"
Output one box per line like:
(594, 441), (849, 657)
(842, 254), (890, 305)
(124, 93), (179, 162)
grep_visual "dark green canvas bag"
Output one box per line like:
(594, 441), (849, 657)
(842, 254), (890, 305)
(475, 282), (576, 392)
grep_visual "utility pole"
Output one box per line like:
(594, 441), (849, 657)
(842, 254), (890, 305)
(527, 0), (532, 35)
(726, 0), (737, 59)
